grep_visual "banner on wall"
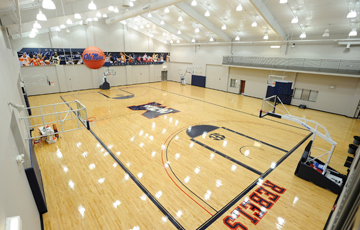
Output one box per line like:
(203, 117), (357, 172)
(17, 48), (170, 67)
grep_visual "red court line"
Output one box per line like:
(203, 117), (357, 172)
(161, 128), (213, 216)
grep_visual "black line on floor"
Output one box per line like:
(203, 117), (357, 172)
(60, 96), (185, 230)
(147, 85), (307, 131)
(165, 128), (218, 213)
(191, 139), (262, 175)
(221, 127), (288, 152)
(196, 132), (312, 230)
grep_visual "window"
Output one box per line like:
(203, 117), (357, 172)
(230, 79), (238, 88)
(293, 88), (318, 102)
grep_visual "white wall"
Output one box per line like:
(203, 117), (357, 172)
(205, 65), (229, 91)
(0, 48), (41, 229)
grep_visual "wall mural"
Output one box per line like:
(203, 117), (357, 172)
(17, 48), (170, 67)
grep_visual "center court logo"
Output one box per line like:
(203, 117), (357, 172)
(128, 102), (180, 119)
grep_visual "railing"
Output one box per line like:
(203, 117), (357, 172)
(223, 56), (360, 75)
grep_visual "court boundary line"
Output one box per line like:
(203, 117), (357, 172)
(196, 132), (312, 230)
(59, 96), (185, 230)
(146, 85), (307, 131)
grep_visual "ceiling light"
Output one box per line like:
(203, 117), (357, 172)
(210, 37), (214, 41)
(66, 18), (72, 24)
(177, 30), (181, 34)
(42, 0), (56, 10)
(36, 10), (47, 21)
(300, 32), (306, 38)
(108, 6), (114, 11)
(29, 31), (37, 38)
(120, 20), (127, 25)
(129, 2), (134, 7)
(263, 34), (269, 39)
(322, 29), (329, 37)
(192, 38), (195, 42)
(251, 21), (257, 27)
(349, 28), (357, 36)
(279, 0), (287, 3)
(88, 1), (96, 10)
(271, 45), (281, 48)
(150, 33), (153, 37)
(191, 0), (197, 6)
(60, 24), (65, 29)
(55, 26), (60, 31)
(74, 13), (81, 19)
(103, 14), (107, 18)
(160, 20), (165, 25)
(164, 7), (169, 13)
(347, 10), (357, 18)
(291, 16), (298, 23)
(170, 40), (173, 43)
(235, 35), (240, 41)
(87, 18), (93, 22)
(93, 17), (98, 21)
(177, 40), (180, 43)
(122, 0), (130, 7)
(236, 4), (243, 11)
(66, 28), (70, 33)
(146, 24), (150, 28)
(114, 7), (119, 13)
(134, 25), (138, 30)
(205, 10), (210, 17)
(148, 12), (152, 17)
(164, 40), (167, 44)
(178, 15), (183, 21)
(162, 32), (166, 36)
(31, 28), (38, 33)
(195, 28), (199, 33)
(33, 21), (41, 29)
(222, 24), (226, 30)
(96, 12), (101, 18)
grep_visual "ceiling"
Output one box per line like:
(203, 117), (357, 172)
(0, 0), (359, 44)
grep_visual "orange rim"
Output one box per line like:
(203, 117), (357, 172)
(88, 117), (96, 122)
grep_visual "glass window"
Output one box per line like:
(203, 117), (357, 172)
(309, 90), (318, 102)
(230, 79), (238, 88)
(301, 89), (310, 100)
(293, 88), (302, 99)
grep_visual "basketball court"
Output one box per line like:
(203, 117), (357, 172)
(26, 81), (359, 229)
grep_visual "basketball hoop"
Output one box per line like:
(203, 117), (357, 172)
(88, 117), (96, 128)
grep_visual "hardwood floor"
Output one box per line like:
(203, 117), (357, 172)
(28, 82), (360, 229)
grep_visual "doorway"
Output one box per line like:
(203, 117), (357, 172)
(161, 71), (167, 81)
(240, 80), (246, 94)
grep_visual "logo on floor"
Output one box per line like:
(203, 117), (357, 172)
(128, 102), (180, 119)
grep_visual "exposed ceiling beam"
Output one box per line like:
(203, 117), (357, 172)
(140, 14), (192, 42)
(250, 0), (286, 40)
(175, 2), (231, 42)
(106, 0), (186, 25)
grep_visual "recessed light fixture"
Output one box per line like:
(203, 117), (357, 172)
(291, 16), (298, 23)
(279, 0), (287, 3)
(263, 34), (269, 39)
(42, 0), (56, 10)
(349, 28), (357, 36)
(96, 12), (101, 18)
(195, 28), (199, 33)
(36, 10), (47, 21)
(103, 14), (107, 18)
(108, 6), (114, 11)
(177, 30), (181, 34)
(205, 10), (210, 17)
(60, 24), (65, 29)
(300, 32), (306, 38)
(322, 29), (329, 37)
(251, 21), (257, 27)
(55, 26), (60, 31)
(147, 12), (152, 17)
(236, 4), (243, 11)
(160, 20), (165, 25)
(209, 37), (214, 41)
(88, 1), (96, 10)
(191, 0), (197, 6)
(192, 38), (195, 42)
(164, 7), (170, 13)
(164, 40), (167, 44)
(74, 13), (81, 19)
(31, 28), (38, 33)
(347, 10), (357, 18)
(222, 24), (226, 30)
(146, 24), (150, 28)
(270, 45), (281, 48)
(33, 21), (41, 29)
(235, 35), (240, 41)
(66, 18), (72, 24)
(114, 7), (119, 13)
(177, 40), (180, 43)
(170, 40), (173, 43)
(178, 15), (183, 21)
(129, 2), (134, 7)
